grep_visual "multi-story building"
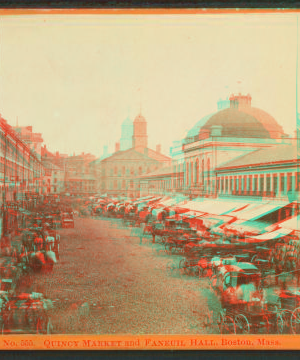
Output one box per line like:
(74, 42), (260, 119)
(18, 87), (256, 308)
(0, 116), (44, 236)
(14, 125), (44, 160)
(41, 146), (97, 196)
(138, 94), (295, 201)
(96, 112), (171, 198)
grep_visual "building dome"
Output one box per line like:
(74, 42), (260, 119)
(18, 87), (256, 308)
(122, 116), (133, 126)
(187, 94), (284, 140)
(134, 113), (146, 123)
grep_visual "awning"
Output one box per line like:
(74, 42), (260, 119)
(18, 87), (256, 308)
(278, 215), (300, 230)
(224, 219), (268, 235)
(201, 214), (235, 228)
(161, 196), (187, 207)
(179, 200), (249, 215)
(233, 202), (289, 221)
(248, 227), (293, 241)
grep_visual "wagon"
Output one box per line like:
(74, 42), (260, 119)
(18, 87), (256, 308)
(276, 288), (300, 334)
(212, 262), (281, 334)
(0, 293), (53, 334)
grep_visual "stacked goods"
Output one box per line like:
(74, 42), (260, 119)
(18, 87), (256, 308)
(272, 238), (300, 273)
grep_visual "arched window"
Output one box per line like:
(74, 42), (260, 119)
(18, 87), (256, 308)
(190, 161), (193, 186)
(207, 158), (210, 189)
(114, 166), (118, 175)
(201, 159), (204, 185)
(195, 159), (199, 184)
(186, 162), (189, 186)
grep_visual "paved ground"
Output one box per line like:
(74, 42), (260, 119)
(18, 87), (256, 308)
(26, 216), (221, 334)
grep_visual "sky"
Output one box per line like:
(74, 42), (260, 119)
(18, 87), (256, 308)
(0, 12), (299, 158)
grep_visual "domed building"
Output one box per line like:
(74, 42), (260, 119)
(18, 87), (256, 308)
(173, 93), (290, 198)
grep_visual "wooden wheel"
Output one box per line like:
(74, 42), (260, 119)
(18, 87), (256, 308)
(291, 307), (300, 334)
(235, 314), (250, 334)
(278, 310), (293, 334)
(165, 243), (174, 255)
(178, 259), (187, 275)
(220, 315), (236, 334)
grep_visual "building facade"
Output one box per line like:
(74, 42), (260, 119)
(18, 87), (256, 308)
(95, 112), (171, 198)
(137, 94), (295, 201)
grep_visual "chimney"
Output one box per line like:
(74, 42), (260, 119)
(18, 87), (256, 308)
(56, 151), (59, 157)
(156, 144), (161, 153)
(115, 142), (120, 152)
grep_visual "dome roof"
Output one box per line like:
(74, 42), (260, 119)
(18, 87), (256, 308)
(186, 112), (216, 138)
(122, 116), (132, 125)
(198, 107), (284, 139)
(134, 113), (146, 123)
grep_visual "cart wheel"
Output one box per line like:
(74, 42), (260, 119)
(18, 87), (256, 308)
(178, 259), (187, 275)
(261, 314), (271, 334)
(166, 261), (175, 274)
(291, 307), (300, 334)
(161, 236), (168, 244)
(165, 243), (174, 255)
(235, 314), (250, 334)
(220, 316), (236, 334)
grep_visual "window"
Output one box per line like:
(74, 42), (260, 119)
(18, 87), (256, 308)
(195, 159), (199, 184)
(253, 177), (257, 192)
(139, 166), (142, 175)
(122, 180), (126, 189)
(114, 166), (118, 175)
(260, 175), (264, 192)
(122, 166), (125, 176)
(54, 178), (57, 183)
(287, 173), (292, 191)
(280, 174), (285, 192)
(266, 175), (271, 192)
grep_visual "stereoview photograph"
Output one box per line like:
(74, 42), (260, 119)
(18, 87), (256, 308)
(0, 11), (299, 343)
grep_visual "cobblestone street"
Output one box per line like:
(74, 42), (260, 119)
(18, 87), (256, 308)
(26, 217), (221, 334)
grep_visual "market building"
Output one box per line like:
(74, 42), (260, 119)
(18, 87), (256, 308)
(96, 112), (171, 198)
(0, 117), (44, 236)
(138, 94), (295, 201)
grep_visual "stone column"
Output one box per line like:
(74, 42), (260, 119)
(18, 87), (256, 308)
(263, 173), (267, 196)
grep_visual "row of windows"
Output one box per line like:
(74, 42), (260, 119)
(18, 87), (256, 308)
(103, 165), (158, 177)
(217, 173), (300, 194)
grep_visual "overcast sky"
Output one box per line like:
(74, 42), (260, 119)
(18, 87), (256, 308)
(0, 13), (298, 157)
